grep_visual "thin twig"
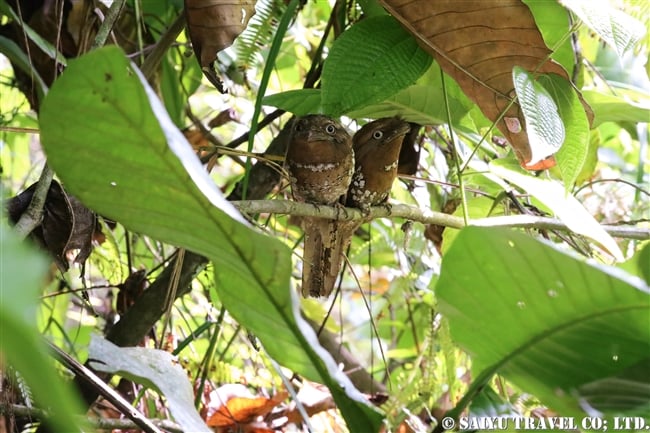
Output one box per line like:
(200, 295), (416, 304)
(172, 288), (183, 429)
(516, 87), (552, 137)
(230, 200), (650, 240)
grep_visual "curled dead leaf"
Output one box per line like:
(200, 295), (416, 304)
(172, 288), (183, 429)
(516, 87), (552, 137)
(185, 0), (257, 91)
(6, 179), (99, 271)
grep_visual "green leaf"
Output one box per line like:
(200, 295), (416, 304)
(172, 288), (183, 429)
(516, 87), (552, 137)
(469, 386), (518, 418)
(513, 66), (566, 165)
(347, 63), (475, 128)
(0, 35), (47, 99)
(582, 90), (650, 127)
(489, 159), (624, 261)
(89, 335), (208, 432)
(321, 15), (432, 115)
(538, 74), (590, 190)
(523, 0), (575, 76)
(572, 129), (599, 186)
(0, 221), (84, 432)
(160, 49), (202, 127)
(0, 0), (67, 66)
(262, 88), (323, 115)
(39, 46), (382, 432)
(560, 0), (646, 58)
(437, 226), (650, 416)
(638, 243), (650, 286)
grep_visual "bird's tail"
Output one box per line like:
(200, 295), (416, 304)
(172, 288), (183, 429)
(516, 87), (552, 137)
(302, 218), (358, 297)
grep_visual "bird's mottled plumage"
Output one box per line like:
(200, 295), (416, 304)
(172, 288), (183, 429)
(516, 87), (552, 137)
(328, 118), (411, 288)
(286, 115), (354, 297)
(347, 117), (411, 212)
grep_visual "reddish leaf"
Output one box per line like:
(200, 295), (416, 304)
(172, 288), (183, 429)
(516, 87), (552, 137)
(379, 0), (593, 169)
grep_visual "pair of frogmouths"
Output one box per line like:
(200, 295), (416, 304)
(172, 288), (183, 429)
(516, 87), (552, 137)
(286, 115), (411, 297)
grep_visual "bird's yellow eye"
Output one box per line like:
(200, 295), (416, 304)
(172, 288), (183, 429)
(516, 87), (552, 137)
(373, 130), (383, 139)
(325, 124), (336, 134)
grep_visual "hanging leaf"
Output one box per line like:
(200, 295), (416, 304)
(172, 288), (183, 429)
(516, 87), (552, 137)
(185, 0), (257, 91)
(378, 0), (594, 169)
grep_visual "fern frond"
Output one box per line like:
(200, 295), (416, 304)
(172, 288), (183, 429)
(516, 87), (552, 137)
(234, 0), (287, 71)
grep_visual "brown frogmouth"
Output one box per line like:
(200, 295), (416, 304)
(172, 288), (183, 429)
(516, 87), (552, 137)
(286, 115), (354, 297)
(328, 117), (411, 294)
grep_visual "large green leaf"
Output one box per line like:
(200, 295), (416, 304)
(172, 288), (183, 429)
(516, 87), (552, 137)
(39, 46), (382, 432)
(321, 15), (432, 115)
(347, 63), (475, 128)
(436, 226), (650, 416)
(0, 221), (84, 431)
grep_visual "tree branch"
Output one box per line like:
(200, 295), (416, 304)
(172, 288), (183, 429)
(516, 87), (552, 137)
(231, 200), (650, 240)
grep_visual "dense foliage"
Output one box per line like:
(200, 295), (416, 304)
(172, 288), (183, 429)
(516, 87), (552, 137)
(1, 0), (648, 432)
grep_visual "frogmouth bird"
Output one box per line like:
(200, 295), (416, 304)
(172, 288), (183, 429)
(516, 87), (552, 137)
(286, 115), (354, 297)
(347, 117), (411, 212)
(327, 117), (411, 293)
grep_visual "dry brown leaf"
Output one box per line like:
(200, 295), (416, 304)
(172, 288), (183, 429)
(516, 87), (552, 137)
(185, 0), (257, 91)
(379, 0), (593, 169)
(7, 180), (99, 271)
